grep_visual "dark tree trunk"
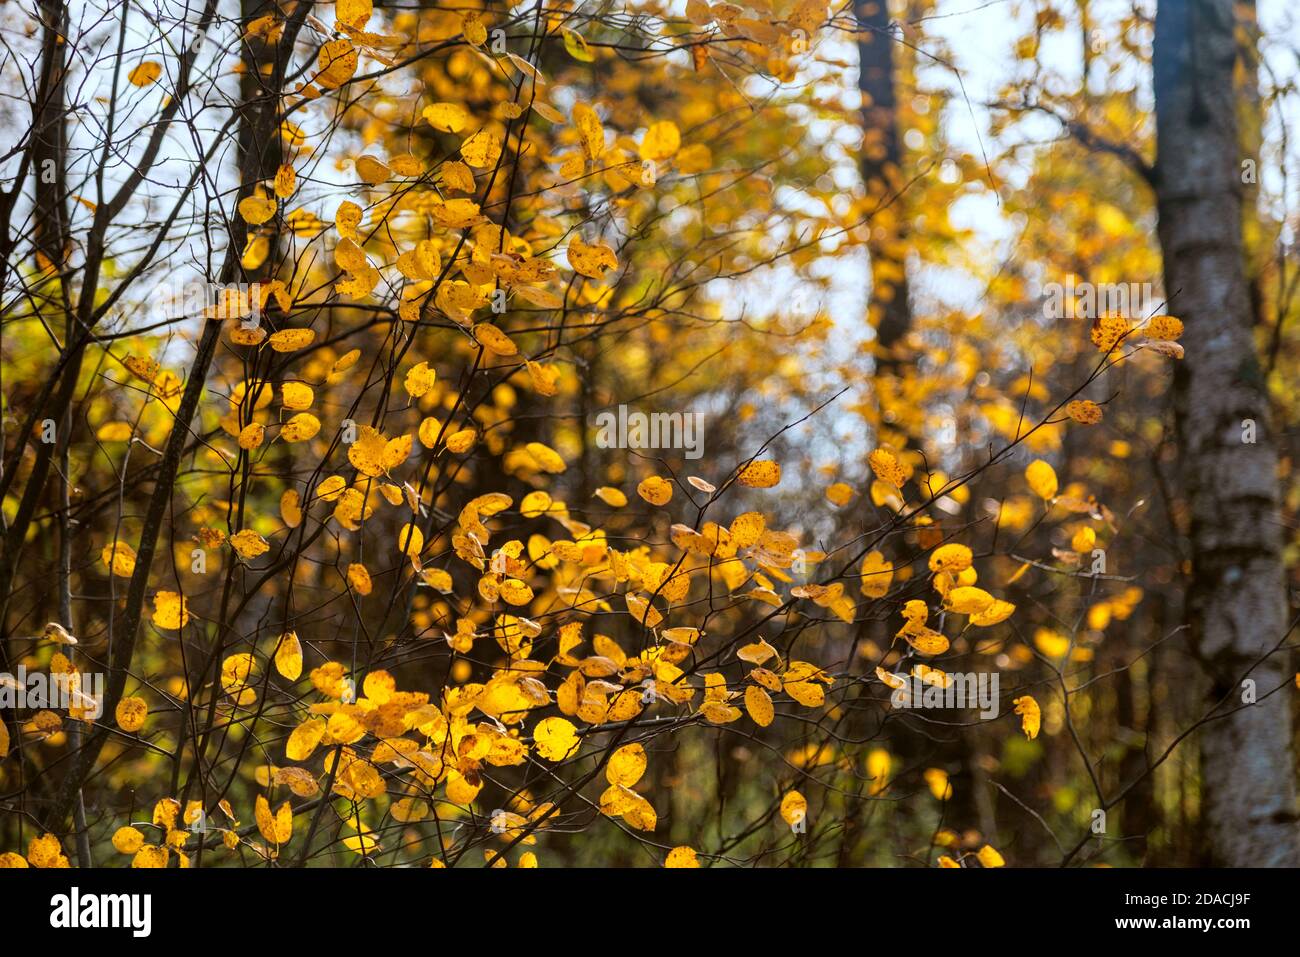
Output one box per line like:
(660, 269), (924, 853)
(856, 0), (912, 367)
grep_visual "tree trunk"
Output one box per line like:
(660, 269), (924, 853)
(856, 0), (912, 367)
(1152, 0), (1298, 867)
(42, 0), (308, 834)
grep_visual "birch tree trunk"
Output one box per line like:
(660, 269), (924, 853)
(1152, 0), (1299, 867)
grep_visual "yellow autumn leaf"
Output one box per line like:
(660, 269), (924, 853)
(572, 102), (605, 160)
(525, 360), (560, 395)
(317, 38), (358, 88)
(383, 434), (412, 471)
(131, 845), (168, 868)
(347, 563), (373, 595)
(397, 523), (424, 558)
(1066, 399), (1102, 424)
(445, 428), (476, 453)
(27, 833), (66, 867)
(422, 567), (453, 592)
(230, 529), (270, 559)
(1013, 695), (1041, 739)
(736, 638), (777, 664)
(826, 482), (854, 506)
(780, 790), (807, 828)
(744, 685), (774, 726)
(461, 130), (502, 169)
(101, 541), (137, 577)
(499, 578), (534, 605)
(944, 585), (995, 616)
(115, 696), (147, 732)
(1090, 314), (1131, 351)
(268, 328), (316, 352)
(1025, 459), (1059, 501)
(331, 349), (361, 376)
(337, 0), (372, 29)
(567, 238), (619, 279)
(1145, 315), (1183, 340)
(280, 413), (321, 442)
(404, 361), (436, 398)
(237, 423), (265, 450)
(924, 768), (952, 801)
(977, 844), (1006, 868)
(928, 543), (973, 573)
(473, 322), (519, 356)
(637, 475), (673, 506)
(664, 845), (700, 868)
(128, 61), (162, 86)
(969, 598), (1016, 627)
(286, 717), (326, 761)
(280, 489), (303, 527)
(737, 460), (781, 488)
(255, 795), (292, 845)
(280, 381), (313, 410)
(1072, 525), (1096, 552)
(525, 441), (566, 473)
(902, 627), (949, 656)
(868, 447), (907, 487)
(152, 591), (190, 630)
(542, 20), (584, 61)
(606, 743), (647, 786)
(424, 101), (469, 132)
(859, 550), (893, 598)
(273, 163), (296, 198)
(96, 421), (133, 442)
(640, 120), (681, 161)
(594, 486), (627, 507)
(355, 155), (390, 185)
(111, 826), (144, 854)
(343, 832), (382, 856)
(348, 425), (388, 476)
(274, 631), (303, 680)
(533, 716), (579, 761)
(238, 195), (277, 225)
(461, 10), (488, 45)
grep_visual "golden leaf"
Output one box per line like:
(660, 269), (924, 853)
(128, 61), (162, 86)
(237, 195), (277, 225)
(152, 591), (190, 630)
(1013, 695), (1041, 739)
(115, 696), (148, 732)
(567, 238), (619, 279)
(533, 716), (579, 761)
(779, 791), (807, 828)
(101, 541), (137, 577)
(1024, 459), (1058, 501)
(274, 631), (303, 680)
(460, 130), (502, 169)
(737, 460), (781, 488)
(637, 475), (673, 506)
(230, 529), (270, 559)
